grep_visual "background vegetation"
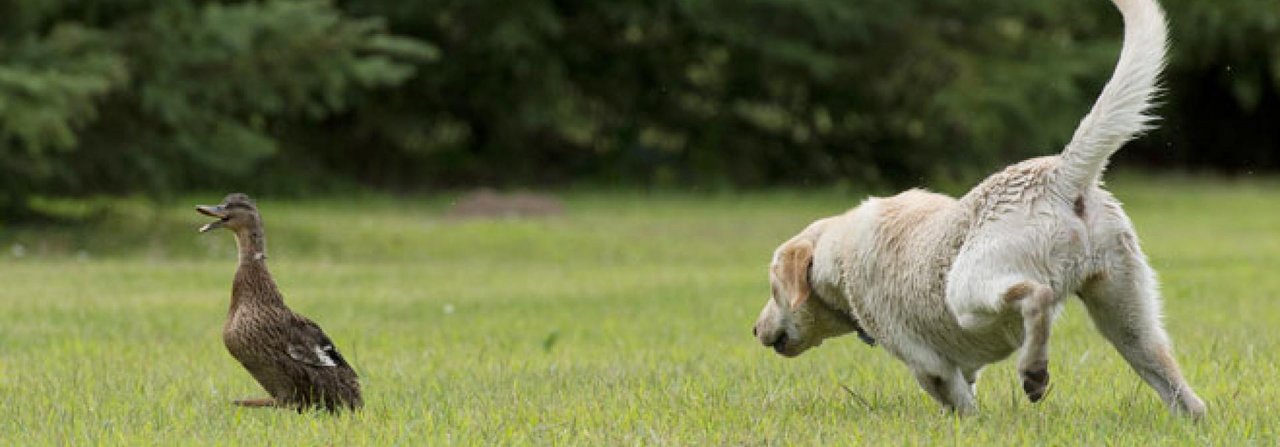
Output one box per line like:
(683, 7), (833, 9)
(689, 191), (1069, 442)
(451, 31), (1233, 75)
(3, 0), (1279, 218)
(3, 1), (1276, 443)
(1, 178), (1277, 444)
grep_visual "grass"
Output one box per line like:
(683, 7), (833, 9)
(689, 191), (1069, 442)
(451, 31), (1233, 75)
(1, 175), (1278, 444)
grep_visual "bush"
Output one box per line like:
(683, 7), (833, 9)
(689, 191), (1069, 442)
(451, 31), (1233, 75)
(0, 0), (435, 215)
(2, 0), (1276, 218)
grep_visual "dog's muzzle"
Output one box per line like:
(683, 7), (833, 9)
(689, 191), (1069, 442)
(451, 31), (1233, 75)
(770, 335), (788, 354)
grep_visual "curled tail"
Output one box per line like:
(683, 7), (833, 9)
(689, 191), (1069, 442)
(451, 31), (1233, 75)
(1058, 0), (1168, 193)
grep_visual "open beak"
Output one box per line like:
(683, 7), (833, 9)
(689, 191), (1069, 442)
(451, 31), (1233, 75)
(196, 204), (228, 233)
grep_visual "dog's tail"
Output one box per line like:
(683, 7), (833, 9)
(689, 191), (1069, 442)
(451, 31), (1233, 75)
(1057, 0), (1168, 194)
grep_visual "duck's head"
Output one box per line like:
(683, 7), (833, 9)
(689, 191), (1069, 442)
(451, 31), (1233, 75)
(195, 193), (260, 233)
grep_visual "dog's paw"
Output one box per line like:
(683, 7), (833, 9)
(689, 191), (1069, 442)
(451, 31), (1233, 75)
(1021, 368), (1050, 403)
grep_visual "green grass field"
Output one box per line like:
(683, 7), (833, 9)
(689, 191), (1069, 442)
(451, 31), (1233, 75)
(1, 176), (1278, 444)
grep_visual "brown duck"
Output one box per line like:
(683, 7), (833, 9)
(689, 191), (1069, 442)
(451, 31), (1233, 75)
(197, 193), (362, 412)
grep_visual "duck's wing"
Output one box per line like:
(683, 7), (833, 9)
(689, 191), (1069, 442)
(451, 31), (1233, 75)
(283, 317), (354, 372)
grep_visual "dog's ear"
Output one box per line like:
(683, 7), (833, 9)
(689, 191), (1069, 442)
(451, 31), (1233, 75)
(778, 239), (814, 309)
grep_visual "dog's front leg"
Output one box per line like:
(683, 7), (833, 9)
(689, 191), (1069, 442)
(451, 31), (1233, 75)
(963, 367), (983, 399)
(913, 368), (977, 415)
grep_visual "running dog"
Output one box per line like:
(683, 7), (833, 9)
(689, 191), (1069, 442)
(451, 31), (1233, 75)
(752, 0), (1206, 418)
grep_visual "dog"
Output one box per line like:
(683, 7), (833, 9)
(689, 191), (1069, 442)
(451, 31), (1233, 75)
(752, 0), (1206, 418)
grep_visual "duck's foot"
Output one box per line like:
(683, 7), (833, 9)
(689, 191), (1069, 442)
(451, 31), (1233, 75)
(232, 397), (276, 408)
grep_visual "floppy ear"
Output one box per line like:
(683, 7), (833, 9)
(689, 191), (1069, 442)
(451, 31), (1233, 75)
(778, 239), (815, 309)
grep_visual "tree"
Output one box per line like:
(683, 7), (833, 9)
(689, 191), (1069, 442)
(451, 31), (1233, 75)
(3, 0), (1278, 219)
(0, 0), (435, 216)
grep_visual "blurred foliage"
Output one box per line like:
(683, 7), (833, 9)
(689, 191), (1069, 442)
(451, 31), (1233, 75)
(0, 0), (436, 216)
(1, 0), (1277, 218)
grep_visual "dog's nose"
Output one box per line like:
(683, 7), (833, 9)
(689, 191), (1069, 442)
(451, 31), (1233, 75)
(771, 334), (788, 354)
(753, 326), (758, 337)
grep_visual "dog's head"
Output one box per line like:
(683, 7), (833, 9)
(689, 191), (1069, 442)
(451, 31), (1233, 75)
(753, 230), (856, 357)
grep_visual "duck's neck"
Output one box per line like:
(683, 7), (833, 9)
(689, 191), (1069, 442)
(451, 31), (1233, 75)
(230, 225), (283, 312)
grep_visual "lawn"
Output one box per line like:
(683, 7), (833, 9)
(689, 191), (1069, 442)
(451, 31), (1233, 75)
(1, 176), (1277, 444)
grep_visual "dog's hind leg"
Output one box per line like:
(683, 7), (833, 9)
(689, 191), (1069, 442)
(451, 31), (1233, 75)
(1003, 281), (1056, 403)
(948, 266), (1058, 403)
(1079, 235), (1206, 419)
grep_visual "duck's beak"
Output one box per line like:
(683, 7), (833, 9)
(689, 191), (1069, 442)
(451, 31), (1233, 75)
(196, 205), (228, 233)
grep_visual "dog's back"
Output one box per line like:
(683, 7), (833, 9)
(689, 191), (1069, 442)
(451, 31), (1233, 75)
(831, 190), (1023, 369)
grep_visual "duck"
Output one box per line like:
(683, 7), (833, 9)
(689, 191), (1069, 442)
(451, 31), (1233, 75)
(196, 193), (362, 412)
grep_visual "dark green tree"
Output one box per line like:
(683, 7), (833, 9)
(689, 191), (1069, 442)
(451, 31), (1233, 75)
(3, 0), (1277, 219)
(0, 0), (435, 216)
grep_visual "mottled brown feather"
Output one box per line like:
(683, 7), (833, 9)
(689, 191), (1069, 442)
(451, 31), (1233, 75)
(212, 195), (363, 413)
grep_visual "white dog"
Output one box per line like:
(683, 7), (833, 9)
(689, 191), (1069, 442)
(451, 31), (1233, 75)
(753, 0), (1206, 418)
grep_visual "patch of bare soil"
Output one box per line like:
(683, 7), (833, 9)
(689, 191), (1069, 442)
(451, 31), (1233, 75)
(446, 189), (564, 219)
